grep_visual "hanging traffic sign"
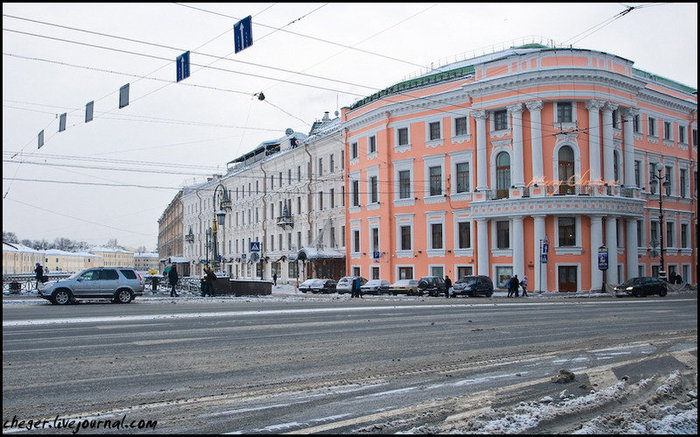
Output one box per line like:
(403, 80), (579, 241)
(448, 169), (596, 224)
(540, 253), (548, 264)
(250, 241), (261, 252)
(234, 15), (253, 53)
(542, 241), (549, 254)
(176, 51), (190, 82)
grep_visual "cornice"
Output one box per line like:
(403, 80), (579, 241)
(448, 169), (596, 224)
(469, 195), (646, 219)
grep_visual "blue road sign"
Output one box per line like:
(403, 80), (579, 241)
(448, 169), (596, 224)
(542, 242), (549, 254)
(598, 252), (608, 270)
(176, 51), (190, 82)
(540, 253), (548, 264)
(250, 241), (261, 252)
(234, 15), (253, 53)
(373, 251), (380, 259)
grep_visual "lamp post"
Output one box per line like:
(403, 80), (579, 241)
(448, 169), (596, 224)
(649, 163), (671, 281)
(212, 183), (232, 272)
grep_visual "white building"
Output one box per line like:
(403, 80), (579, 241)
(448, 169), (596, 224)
(181, 112), (346, 283)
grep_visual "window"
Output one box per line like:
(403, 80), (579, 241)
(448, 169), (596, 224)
(351, 142), (358, 159)
(494, 110), (507, 130)
(297, 196), (302, 214)
(664, 121), (672, 140)
(431, 223), (443, 249)
(679, 125), (686, 144)
(456, 162), (470, 193)
(429, 166), (442, 196)
(558, 217), (576, 246)
(370, 176), (378, 203)
(680, 169), (687, 198)
(270, 174), (274, 189)
(681, 223), (688, 248)
(400, 225), (411, 250)
(318, 158), (323, 176)
(666, 222), (675, 248)
(398, 267), (413, 280)
(649, 163), (657, 194)
(371, 228), (379, 252)
(665, 166), (672, 195)
(288, 169), (292, 185)
(397, 127), (409, 146)
(399, 170), (411, 199)
(297, 165), (301, 182)
(496, 151), (511, 199)
(352, 180), (360, 206)
(637, 220), (643, 247)
(633, 114), (640, 133)
(458, 222), (471, 248)
(330, 188), (335, 208)
(318, 191), (323, 210)
(429, 121), (441, 140)
(650, 221), (659, 245)
(557, 102), (573, 123)
(648, 116), (656, 137)
(353, 230), (360, 253)
(558, 146), (575, 194)
(496, 221), (509, 249)
(368, 135), (376, 154)
(455, 117), (467, 136)
(634, 160), (641, 187)
(371, 266), (380, 280)
(612, 109), (619, 128)
(330, 154), (335, 173)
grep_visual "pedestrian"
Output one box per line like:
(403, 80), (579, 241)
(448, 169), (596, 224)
(352, 277), (362, 298)
(508, 275), (519, 297)
(201, 264), (216, 296)
(444, 275), (452, 298)
(520, 274), (529, 297)
(168, 263), (179, 297)
(34, 262), (44, 290)
(273, 272), (278, 286)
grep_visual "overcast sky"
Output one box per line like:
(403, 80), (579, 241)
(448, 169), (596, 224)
(2, 2), (697, 250)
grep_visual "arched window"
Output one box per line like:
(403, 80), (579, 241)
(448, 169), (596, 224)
(558, 146), (575, 195)
(496, 151), (511, 199)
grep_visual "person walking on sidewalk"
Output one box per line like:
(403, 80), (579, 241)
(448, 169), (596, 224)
(520, 274), (529, 297)
(168, 263), (179, 297)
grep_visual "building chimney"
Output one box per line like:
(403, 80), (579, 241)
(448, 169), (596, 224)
(322, 111), (330, 121)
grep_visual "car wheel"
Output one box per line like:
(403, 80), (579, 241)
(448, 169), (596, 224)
(632, 290), (639, 297)
(486, 291), (493, 297)
(659, 288), (667, 297)
(52, 289), (72, 305)
(115, 288), (133, 304)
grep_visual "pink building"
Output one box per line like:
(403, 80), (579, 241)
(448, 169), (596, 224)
(342, 45), (697, 292)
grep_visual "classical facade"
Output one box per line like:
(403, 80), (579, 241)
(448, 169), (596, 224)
(157, 191), (186, 274)
(181, 113), (346, 283)
(342, 45), (697, 291)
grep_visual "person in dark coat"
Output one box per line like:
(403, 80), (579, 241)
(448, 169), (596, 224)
(352, 277), (362, 298)
(201, 264), (216, 296)
(34, 263), (44, 290)
(168, 264), (179, 297)
(520, 274), (529, 297)
(273, 272), (278, 286)
(444, 275), (452, 298)
(508, 275), (520, 297)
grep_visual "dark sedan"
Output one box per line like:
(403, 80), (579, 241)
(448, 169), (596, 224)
(451, 275), (494, 297)
(614, 277), (668, 297)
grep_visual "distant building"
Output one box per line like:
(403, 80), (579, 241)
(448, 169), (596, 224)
(2, 242), (43, 274)
(89, 247), (135, 268)
(158, 191), (185, 274)
(134, 252), (160, 273)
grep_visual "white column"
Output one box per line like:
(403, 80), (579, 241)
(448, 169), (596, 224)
(533, 215), (547, 292)
(585, 100), (605, 183)
(477, 219), (489, 276)
(473, 110), (489, 191)
(621, 107), (639, 188)
(626, 218), (638, 281)
(590, 215), (603, 291)
(605, 216), (618, 284)
(508, 103), (525, 188)
(602, 102), (618, 185)
(512, 216), (524, 278)
(526, 100), (544, 184)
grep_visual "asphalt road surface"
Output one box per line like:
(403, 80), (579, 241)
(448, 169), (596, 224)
(3, 295), (697, 434)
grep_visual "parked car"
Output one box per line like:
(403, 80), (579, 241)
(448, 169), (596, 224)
(299, 279), (321, 293)
(614, 277), (668, 297)
(389, 279), (420, 295)
(361, 279), (391, 294)
(451, 275), (494, 297)
(417, 276), (447, 297)
(313, 278), (337, 293)
(38, 267), (144, 305)
(336, 276), (367, 294)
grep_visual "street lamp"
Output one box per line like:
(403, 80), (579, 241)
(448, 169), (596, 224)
(212, 183), (232, 271)
(649, 163), (671, 280)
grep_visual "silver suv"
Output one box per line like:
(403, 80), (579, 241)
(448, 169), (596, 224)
(39, 267), (144, 305)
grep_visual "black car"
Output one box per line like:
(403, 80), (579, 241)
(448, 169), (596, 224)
(614, 277), (668, 297)
(451, 275), (494, 297)
(417, 276), (447, 297)
(299, 278), (337, 293)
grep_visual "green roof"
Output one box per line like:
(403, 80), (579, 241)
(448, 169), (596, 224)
(632, 68), (696, 94)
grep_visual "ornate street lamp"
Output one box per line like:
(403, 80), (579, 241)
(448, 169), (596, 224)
(212, 183), (232, 271)
(649, 163), (671, 280)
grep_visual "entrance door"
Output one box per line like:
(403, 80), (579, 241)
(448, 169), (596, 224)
(558, 266), (577, 292)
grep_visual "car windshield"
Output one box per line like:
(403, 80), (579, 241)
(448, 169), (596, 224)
(457, 277), (478, 285)
(301, 280), (315, 286)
